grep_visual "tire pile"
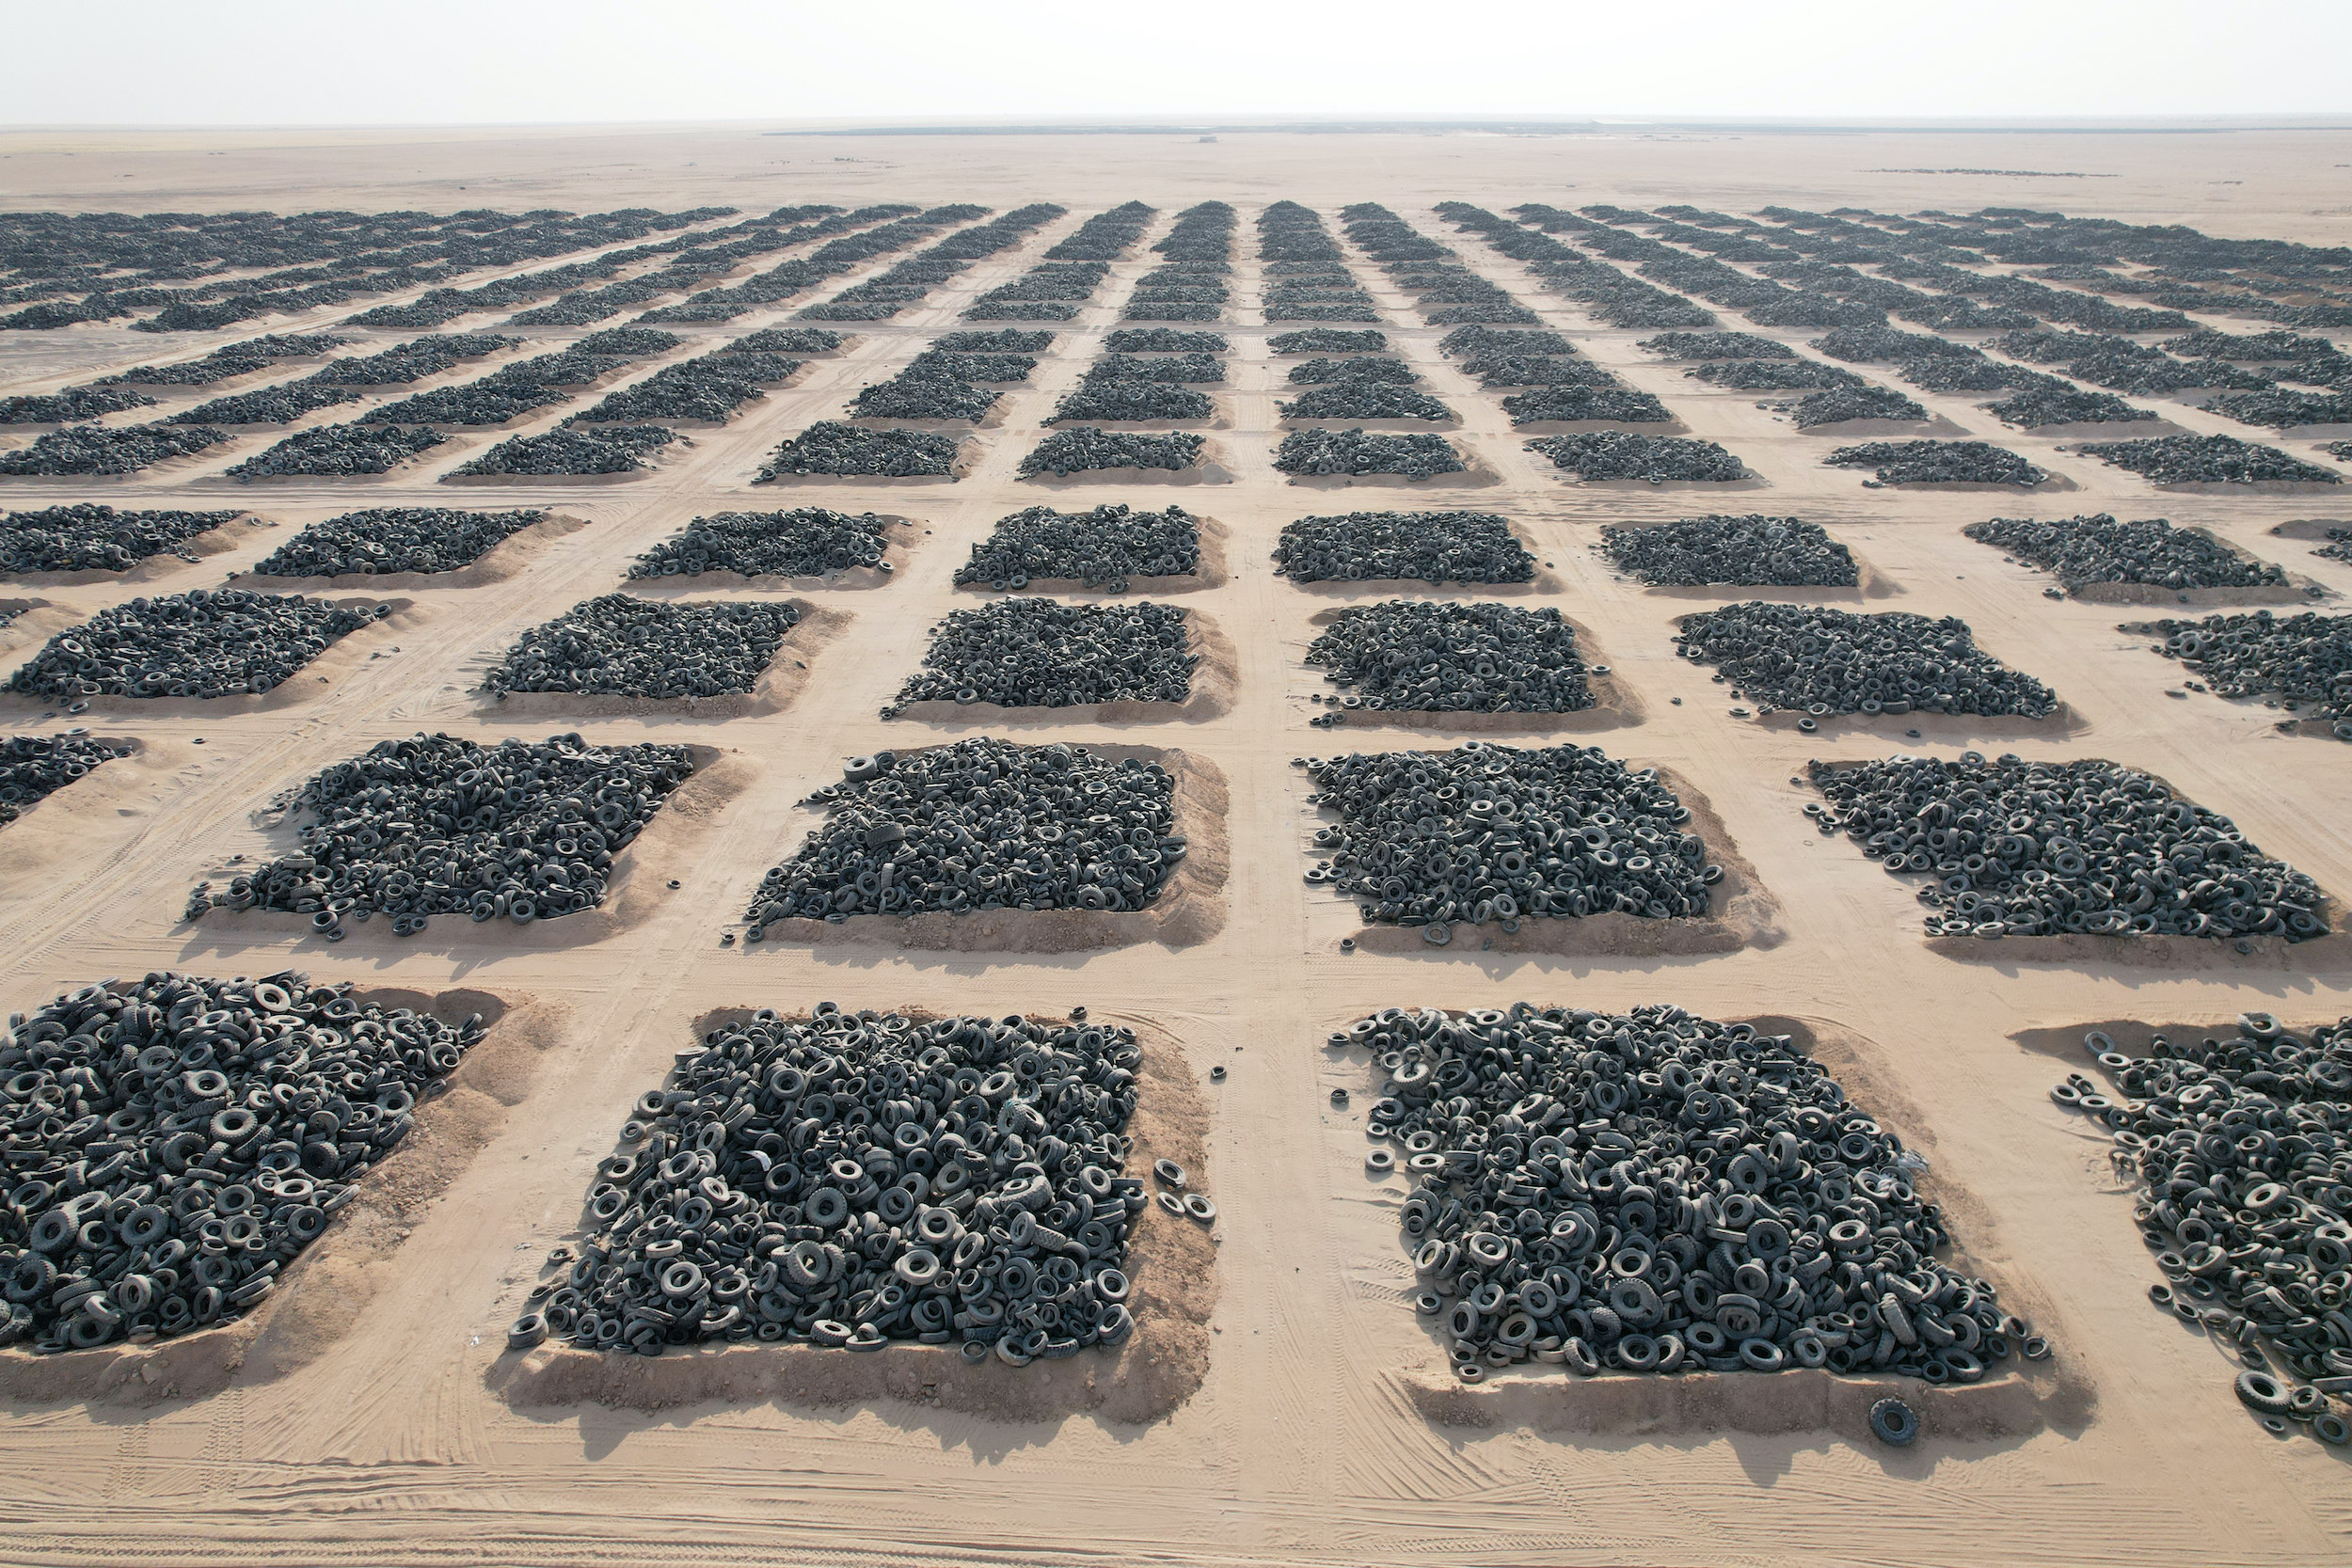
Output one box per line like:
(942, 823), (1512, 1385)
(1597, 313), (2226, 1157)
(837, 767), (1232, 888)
(1689, 361), (1863, 391)
(1048, 363), (1214, 424)
(1272, 511), (1533, 584)
(1824, 441), (2048, 487)
(0, 735), (128, 826)
(1288, 356), (1417, 386)
(1807, 754), (2327, 941)
(885, 598), (1195, 713)
(1900, 353), (2042, 395)
(1638, 332), (1794, 360)
(1275, 430), (1464, 478)
(1987, 386), (2156, 428)
(1282, 383), (1457, 421)
(1019, 428), (1201, 478)
(731, 327), (845, 355)
(634, 205), (968, 325)
(957, 503), (1200, 589)
(1433, 204), (1715, 329)
(1107, 328), (1226, 354)
(2137, 610), (2352, 736)
(630, 508), (897, 580)
(743, 739), (1184, 926)
(96, 334), (349, 388)
(192, 733), (696, 934)
(1304, 601), (1592, 713)
(1270, 329), (1386, 355)
(0, 423), (230, 476)
(1127, 201), (1233, 322)
(801, 204), (1065, 322)
(1502, 387), (1673, 425)
(850, 362), (1003, 422)
(1466, 355), (1618, 389)
(250, 508), (544, 578)
(167, 382), (367, 427)
(1676, 603), (2058, 718)
(1964, 515), (2287, 595)
(1358, 1003), (2035, 1380)
(486, 595), (799, 700)
(227, 424), (447, 481)
(1526, 433), (1749, 483)
(1598, 515), (1858, 588)
(552, 1005), (1144, 1359)
(760, 423), (962, 481)
(1775, 387), (1931, 429)
(1305, 742), (1717, 932)
(2072, 435), (2343, 487)
(1, 505), (239, 574)
(2067, 1013), (2352, 1430)
(7, 590), (389, 701)
(2209, 392), (2352, 431)
(0, 973), (487, 1350)
(575, 357), (773, 425)
(964, 261), (1108, 322)
(308, 333), (517, 387)
(452, 425), (676, 477)
(0, 388), (156, 423)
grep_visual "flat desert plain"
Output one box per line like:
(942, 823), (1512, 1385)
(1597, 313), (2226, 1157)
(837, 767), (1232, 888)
(0, 120), (2349, 1566)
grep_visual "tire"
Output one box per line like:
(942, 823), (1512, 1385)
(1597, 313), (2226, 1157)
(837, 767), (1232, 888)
(2235, 1370), (2293, 1416)
(1869, 1396), (1918, 1447)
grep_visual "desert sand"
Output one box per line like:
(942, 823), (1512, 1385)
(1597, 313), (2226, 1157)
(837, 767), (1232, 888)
(0, 120), (2350, 1566)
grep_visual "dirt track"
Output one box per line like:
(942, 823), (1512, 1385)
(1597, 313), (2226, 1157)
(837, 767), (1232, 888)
(2, 125), (2351, 1567)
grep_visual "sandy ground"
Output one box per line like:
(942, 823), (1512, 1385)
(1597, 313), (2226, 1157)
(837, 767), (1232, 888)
(0, 126), (2351, 1568)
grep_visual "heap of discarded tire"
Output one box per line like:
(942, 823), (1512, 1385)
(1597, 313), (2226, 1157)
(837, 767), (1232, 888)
(743, 738), (1183, 926)
(1677, 603), (2058, 719)
(0, 735), (128, 826)
(1283, 383), (1457, 421)
(886, 598), (1195, 714)
(1806, 754), (2328, 941)
(2137, 610), (2352, 736)
(1275, 430), (1463, 478)
(1274, 511), (1532, 585)
(227, 424), (448, 480)
(549, 1005), (1144, 1358)
(96, 334), (349, 387)
(1774, 387), (1931, 429)
(1689, 360), (1862, 391)
(453, 425), (676, 477)
(1126, 209), (1233, 322)
(1964, 515), (2288, 596)
(1050, 365), (1213, 423)
(167, 381), (364, 427)
(1987, 386), (2155, 429)
(0, 388), (155, 423)
(1527, 433), (1749, 483)
(0, 505), (239, 575)
(1290, 356), (1418, 388)
(1270, 329), (1386, 355)
(1305, 601), (1592, 714)
(7, 590), (389, 701)
(850, 363), (1002, 422)
(761, 422), (961, 481)
(1107, 328), (1226, 355)
(1640, 332), (1793, 360)
(1304, 742), (1716, 933)
(486, 594), (799, 701)
(2061, 1013), (2352, 1436)
(1356, 1002), (2035, 1380)
(190, 733), (697, 935)
(1020, 428), (1200, 478)
(631, 508), (897, 579)
(0, 423), (229, 476)
(251, 508), (544, 578)
(964, 261), (1108, 322)
(1825, 441), (2048, 487)
(1502, 387), (1672, 425)
(1599, 515), (1858, 588)
(2072, 435), (2343, 486)
(575, 358), (771, 425)
(957, 503), (1200, 589)
(0, 972), (487, 1350)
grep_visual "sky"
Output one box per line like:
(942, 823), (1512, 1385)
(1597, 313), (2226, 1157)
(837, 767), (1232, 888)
(7, 0), (2349, 127)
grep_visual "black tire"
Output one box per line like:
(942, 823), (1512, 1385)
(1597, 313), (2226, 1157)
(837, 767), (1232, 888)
(1869, 1396), (1918, 1447)
(2235, 1370), (2293, 1416)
